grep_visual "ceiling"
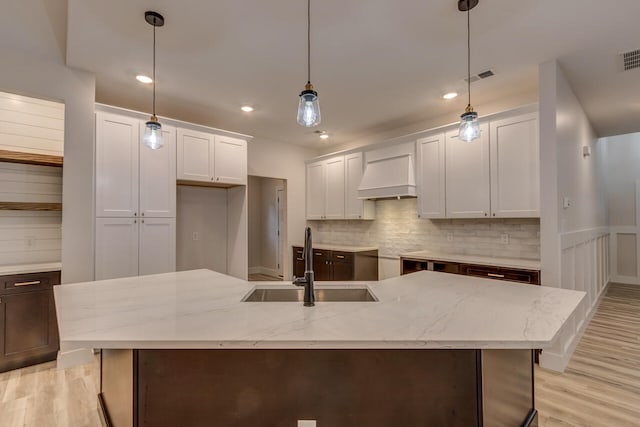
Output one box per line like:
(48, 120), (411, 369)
(4, 1), (640, 146)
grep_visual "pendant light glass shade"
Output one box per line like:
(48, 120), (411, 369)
(459, 0), (480, 142)
(459, 110), (480, 142)
(144, 117), (163, 150)
(297, 84), (321, 127)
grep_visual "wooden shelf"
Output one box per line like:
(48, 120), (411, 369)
(0, 202), (62, 211)
(0, 150), (63, 167)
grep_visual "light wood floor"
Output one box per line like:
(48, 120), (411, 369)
(248, 273), (283, 281)
(0, 283), (637, 427)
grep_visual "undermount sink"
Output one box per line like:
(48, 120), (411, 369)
(242, 286), (378, 302)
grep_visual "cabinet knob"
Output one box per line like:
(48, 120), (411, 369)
(484, 213), (487, 217)
(134, 212), (137, 216)
(142, 219), (145, 223)
(216, 177), (220, 181)
(211, 177), (214, 181)
(142, 212), (145, 216)
(134, 219), (137, 224)
(493, 213), (496, 217)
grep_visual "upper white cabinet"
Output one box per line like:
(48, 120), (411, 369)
(306, 153), (374, 220)
(177, 129), (247, 185)
(417, 133), (446, 219)
(445, 123), (491, 218)
(96, 112), (176, 218)
(490, 112), (540, 218)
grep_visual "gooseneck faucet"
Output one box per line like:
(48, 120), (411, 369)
(293, 226), (315, 306)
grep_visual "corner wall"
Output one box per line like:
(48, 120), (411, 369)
(538, 60), (609, 372)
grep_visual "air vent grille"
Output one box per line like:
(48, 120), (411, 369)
(464, 70), (495, 83)
(622, 49), (640, 71)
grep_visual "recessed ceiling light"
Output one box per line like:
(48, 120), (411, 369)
(443, 92), (458, 100)
(241, 105), (254, 113)
(136, 75), (153, 84)
(319, 133), (329, 140)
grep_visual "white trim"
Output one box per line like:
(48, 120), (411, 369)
(248, 266), (281, 278)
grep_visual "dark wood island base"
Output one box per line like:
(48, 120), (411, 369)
(98, 348), (538, 427)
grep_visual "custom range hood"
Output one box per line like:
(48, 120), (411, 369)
(357, 142), (417, 200)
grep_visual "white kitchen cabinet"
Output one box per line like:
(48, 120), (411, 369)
(177, 129), (247, 185)
(490, 112), (540, 218)
(139, 218), (176, 275)
(306, 160), (326, 220)
(95, 218), (139, 280)
(345, 152), (375, 220)
(445, 123), (491, 218)
(324, 156), (346, 219)
(96, 112), (139, 218)
(140, 123), (176, 218)
(417, 133), (446, 219)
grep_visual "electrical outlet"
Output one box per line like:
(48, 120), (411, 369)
(447, 232), (454, 242)
(192, 232), (200, 241)
(501, 234), (509, 244)
(298, 421), (317, 427)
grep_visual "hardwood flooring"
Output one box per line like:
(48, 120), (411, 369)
(0, 283), (637, 427)
(248, 273), (283, 281)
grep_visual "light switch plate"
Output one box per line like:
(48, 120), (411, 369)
(563, 197), (571, 209)
(298, 421), (317, 427)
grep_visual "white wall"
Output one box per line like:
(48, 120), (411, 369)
(247, 138), (315, 279)
(538, 60), (609, 372)
(0, 46), (96, 285)
(176, 185), (228, 274)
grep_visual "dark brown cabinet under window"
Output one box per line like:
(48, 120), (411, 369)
(293, 247), (378, 281)
(0, 271), (60, 373)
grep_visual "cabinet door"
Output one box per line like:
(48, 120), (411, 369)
(445, 123), (490, 218)
(417, 133), (446, 219)
(325, 156), (345, 219)
(0, 289), (58, 372)
(140, 124), (176, 218)
(139, 218), (176, 276)
(292, 247), (305, 278)
(332, 261), (354, 281)
(312, 250), (331, 280)
(96, 112), (140, 217)
(345, 153), (369, 219)
(177, 128), (213, 182)
(490, 113), (539, 218)
(213, 136), (247, 185)
(95, 218), (139, 280)
(306, 160), (326, 219)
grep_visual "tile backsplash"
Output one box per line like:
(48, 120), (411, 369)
(309, 198), (540, 260)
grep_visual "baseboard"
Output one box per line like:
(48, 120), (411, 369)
(56, 348), (94, 369)
(539, 282), (609, 372)
(248, 266), (261, 275)
(248, 266), (281, 277)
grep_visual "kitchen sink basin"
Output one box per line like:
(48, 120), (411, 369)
(242, 286), (378, 302)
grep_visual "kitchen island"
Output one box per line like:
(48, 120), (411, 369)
(54, 269), (584, 427)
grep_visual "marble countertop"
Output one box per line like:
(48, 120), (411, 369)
(400, 251), (541, 270)
(0, 262), (62, 276)
(293, 243), (378, 252)
(54, 269), (583, 351)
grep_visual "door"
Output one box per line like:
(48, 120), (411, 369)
(276, 188), (285, 277)
(306, 160), (326, 219)
(140, 123), (177, 217)
(139, 218), (176, 275)
(213, 136), (247, 185)
(177, 128), (213, 182)
(96, 112), (139, 217)
(417, 133), (446, 219)
(325, 156), (345, 219)
(445, 123), (490, 218)
(490, 112), (539, 218)
(0, 289), (58, 372)
(95, 218), (139, 280)
(312, 249), (331, 280)
(345, 153), (365, 219)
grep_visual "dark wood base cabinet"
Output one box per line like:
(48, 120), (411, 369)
(0, 271), (60, 373)
(99, 348), (537, 427)
(293, 247), (378, 281)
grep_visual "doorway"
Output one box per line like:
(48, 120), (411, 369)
(248, 176), (287, 281)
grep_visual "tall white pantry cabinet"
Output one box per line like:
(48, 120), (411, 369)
(95, 111), (176, 280)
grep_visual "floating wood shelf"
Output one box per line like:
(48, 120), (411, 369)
(0, 150), (63, 167)
(0, 202), (62, 211)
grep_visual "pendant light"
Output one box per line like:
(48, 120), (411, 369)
(297, 0), (321, 127)
(143, 11), (165, 150)
(458, 0), (480, 142)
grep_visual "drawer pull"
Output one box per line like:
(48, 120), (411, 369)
(14, 280), (41, 287)
(487, 273), (505, 279)
(315, 252), (323, 256)
(296, 258), (303, 261)
(336, 255), (345, 259)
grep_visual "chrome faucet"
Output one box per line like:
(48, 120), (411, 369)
(293, 226), (315, 306)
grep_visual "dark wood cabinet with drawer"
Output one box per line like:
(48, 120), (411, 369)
(293, 247), (378, 281)
(0, 270), (60, 373)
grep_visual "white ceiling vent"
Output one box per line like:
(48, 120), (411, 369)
(464, 69), (495, 83)
(621, 49), (640, 71)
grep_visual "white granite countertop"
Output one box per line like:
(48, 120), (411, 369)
(400, 251), (541, 271)
(54, 269), (583, 351)
(293, 243), (378, 252)
(0, 262), (62, 276)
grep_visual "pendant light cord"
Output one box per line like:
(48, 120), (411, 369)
(153, 20), (157, 116)
(307, 0), (311, 84)
(466, 0), (471, 108)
